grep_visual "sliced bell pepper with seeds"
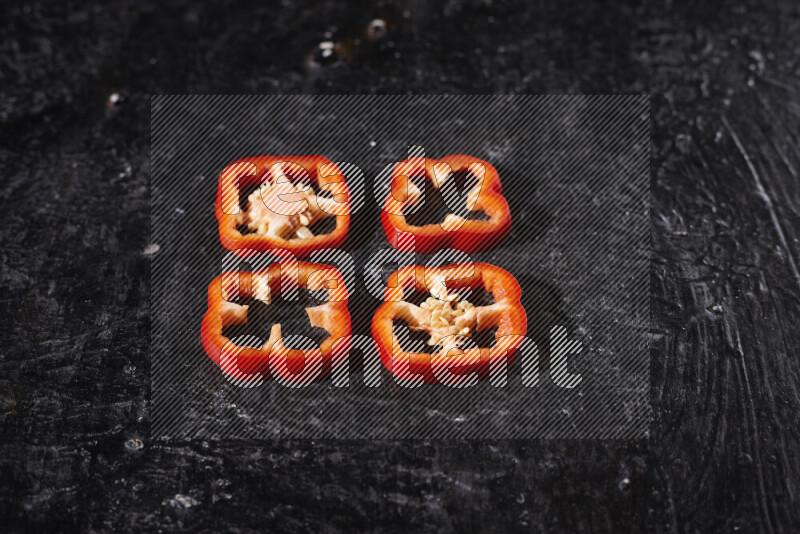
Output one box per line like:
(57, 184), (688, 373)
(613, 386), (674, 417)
(201, 261), (351, 384)
(371, 262), (527, 384)
(216, 155), (351, 258)
(380, 155), (511, 254)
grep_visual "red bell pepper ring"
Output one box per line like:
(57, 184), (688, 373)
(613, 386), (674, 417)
(201, 261), (351, 385)
(380, 154), (512, 254)
(371, 262), (527, 384)
(216, 155), (351, 258)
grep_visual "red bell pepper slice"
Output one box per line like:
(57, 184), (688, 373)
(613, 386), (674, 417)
(216, 155), (351, 258)
(380, 154), (512, 254)
(371, 262), (527, 384)
(200, 261), (351, 385)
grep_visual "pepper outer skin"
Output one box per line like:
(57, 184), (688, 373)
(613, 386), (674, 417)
(201, 261), (351, 384)
(380, 155), (512, 254)
(215, 155), (351, 258)
(371, 263), (528, 384)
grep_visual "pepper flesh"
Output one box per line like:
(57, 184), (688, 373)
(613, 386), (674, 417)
(200, 261), (351, 384)
(371, 263), (528, 384)
(380, 155), (512, 254)
(216, 155), (351, 258)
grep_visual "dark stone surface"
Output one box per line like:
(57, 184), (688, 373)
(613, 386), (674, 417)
(1, 0), (799, 531)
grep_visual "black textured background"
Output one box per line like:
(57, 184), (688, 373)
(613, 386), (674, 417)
(1, 0), (799, 532)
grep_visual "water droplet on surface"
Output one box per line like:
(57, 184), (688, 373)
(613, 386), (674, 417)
(142, 243), (160, 256)
(366, 19), (386, 40)
(107, 92), (123, 107)
(125, 438), (144, 451)
(310, 41), (341, 67)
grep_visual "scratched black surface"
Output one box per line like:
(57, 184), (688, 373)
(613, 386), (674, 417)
(1, 0), (799, 532)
